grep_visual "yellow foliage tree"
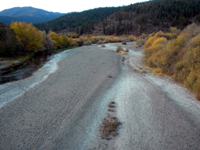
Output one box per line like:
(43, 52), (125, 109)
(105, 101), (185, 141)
(48, 32), (69, 48)
(10, 22), (43, 52)
(61, 35), (69, 47)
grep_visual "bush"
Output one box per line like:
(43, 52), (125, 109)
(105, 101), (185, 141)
(116, 46), (123, 53)
(190, 33), (200, 47)
(116, 46), (126, 55)
(41, 31), (54, 50)
(97, 40), (105, 44)
(143, 23), (200, 100)
(122, 41), (127, 45)
(129, 35), (136, 41)
(83, 40), (92, 45)
(119, 50), (126, 55)
(136, 39), (146, 47)
(152, 37), (167, 46)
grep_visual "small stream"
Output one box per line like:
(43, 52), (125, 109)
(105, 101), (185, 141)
(0, 50), (65, 85)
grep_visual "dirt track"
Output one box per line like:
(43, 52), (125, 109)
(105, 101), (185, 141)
(0, 43), (200, 150)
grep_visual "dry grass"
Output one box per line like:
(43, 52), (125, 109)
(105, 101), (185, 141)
(99, 117), (121, 140)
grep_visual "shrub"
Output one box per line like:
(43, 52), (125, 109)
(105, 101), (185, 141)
(119, 50), (126, 55)
(116, 46), (126, 55)
(116, 46), (123, 53)
(119, 36), (129, 42)
(83, 40), (92, 45)
(151, 68), (163, 76)
(49, 32), (63, 48)
(122, 41), (127, 45)
(97, 40), (104, 44)
(144, 36), (156, 49)
(89, 36), (98, 44)
(136, 39), (146, 47)
(143, 23), (200, 101)
(71, 40), (78, 46)
(152, 37), (167, 46)
(170, 27), (180, 34)
(41, 31), (54, 50)
(129, 35), (136, 41)
(190, 33), (200, 47)
(99, 117), (121, 140)
(111, 37), (119, 42)
(196, 93), (200, 101)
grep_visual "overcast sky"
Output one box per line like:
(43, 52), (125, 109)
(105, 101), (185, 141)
(0, 0), (149, 13)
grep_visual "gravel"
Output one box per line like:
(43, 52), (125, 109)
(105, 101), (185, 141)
(1, 43), (200, 150)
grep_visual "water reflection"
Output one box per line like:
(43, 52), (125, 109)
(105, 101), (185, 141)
(0, 50), (60, 84)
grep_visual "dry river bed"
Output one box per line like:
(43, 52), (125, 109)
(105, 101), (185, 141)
(0, 42), (200, 150)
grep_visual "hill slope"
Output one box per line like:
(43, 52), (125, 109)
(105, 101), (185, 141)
(92, 0), (200, 35)
(35, 7), (120, 33)
(36, 0), (200, 36)
(0, 7), (65, 24)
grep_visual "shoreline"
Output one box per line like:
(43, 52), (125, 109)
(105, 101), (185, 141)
(0, 49), (74, 108)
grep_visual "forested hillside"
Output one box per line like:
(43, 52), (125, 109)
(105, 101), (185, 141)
(35, 7), (120, 33)
(36, 0), (200, 36)
(94, 0), (200, 35)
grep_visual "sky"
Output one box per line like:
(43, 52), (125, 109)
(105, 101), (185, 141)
(0, 0), (148, 13)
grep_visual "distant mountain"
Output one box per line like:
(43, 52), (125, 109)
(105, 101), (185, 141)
(0, 7), (65, 24)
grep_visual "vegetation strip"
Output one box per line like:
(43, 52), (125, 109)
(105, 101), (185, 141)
(99, 101), (121, 140)
(142, 24), (200, 101)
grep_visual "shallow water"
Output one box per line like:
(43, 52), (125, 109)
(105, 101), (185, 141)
(0, 50), (65, 84)
(0, 49), (72, 108)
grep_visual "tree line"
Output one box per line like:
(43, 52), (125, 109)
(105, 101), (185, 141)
(0, 21), (75, 57)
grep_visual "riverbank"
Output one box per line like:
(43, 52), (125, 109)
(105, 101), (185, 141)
(0, 44), (121, 149)
(1, 43), (200, 150)
(0, 47), (75, 84)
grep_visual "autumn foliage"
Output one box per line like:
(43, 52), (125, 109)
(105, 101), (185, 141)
(10, 22), (43, 52)
(143, 24), (200, 99)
